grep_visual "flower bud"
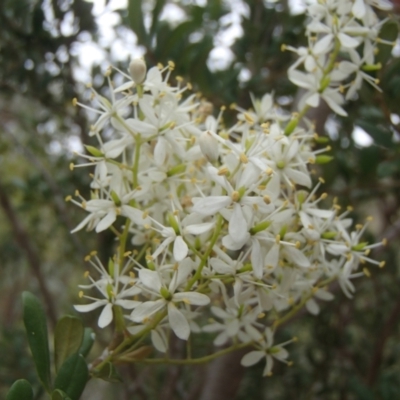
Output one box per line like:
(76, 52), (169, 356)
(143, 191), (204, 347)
(198, 130), (219, 162)
(129, 58), (147, 84)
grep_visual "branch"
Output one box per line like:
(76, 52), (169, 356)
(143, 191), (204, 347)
(0, 180), (57, 328)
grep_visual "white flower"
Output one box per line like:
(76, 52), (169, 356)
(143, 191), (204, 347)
(74, 255), (141, 328)
(130, 261), (210, 340)
(241, 326), (294, 377)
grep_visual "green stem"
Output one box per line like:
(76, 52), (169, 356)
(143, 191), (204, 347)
(185, 214), (224, 291)
(138, 342), (251, 365)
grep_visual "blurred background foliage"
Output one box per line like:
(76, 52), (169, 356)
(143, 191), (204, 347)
(0, 0), (399, 399)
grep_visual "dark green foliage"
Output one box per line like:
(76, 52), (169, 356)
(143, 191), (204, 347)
(22, 291), (52, 391)
(6, 379), (34, 400)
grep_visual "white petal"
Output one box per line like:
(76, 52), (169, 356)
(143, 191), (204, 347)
(338, 32), (360, 49)
(168, 303), (190, 340)
(98, 303), (113, 328)
(306, 92), (320, 108)
(306, 298), (320, 315)
(173, 292), (210, 306)
(285, 168), (312, 188)
(229, 204), (248, 243)
(96, 209), (117, 232)
(130, 300), (165, 322)
(322, 93), (348, 117)
(184, 222), (215, 235)
(251, 239), (264, 279)
(285, 247), (311, 268)
(241, 351), (265, 367)
(74, 300), (107, 313)
(115, 299), (141, 309)
(313, 34), (334, 54)
(121, 205), (146, 225)
(126, 118), (157, 137)
(192, 196), (231, 215)
(151, 329), (168, 353)
(265, 244), (280, 271)
(173, 236), (188, 261)
(139, 269), (162, 292)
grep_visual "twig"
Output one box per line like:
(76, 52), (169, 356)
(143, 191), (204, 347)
(0, 181), (57, 328)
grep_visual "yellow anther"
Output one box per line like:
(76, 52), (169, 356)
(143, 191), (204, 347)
(363, 268), (371, 277)
(263, 195), (271, 204)
(217, 167), (228, 176)
(72, 98), (78, 106)
(65, 195), (72, 202)
(379, 261), (386, 268)
(240, 153), (248, 163)
(79, 291), (84, 298)
(69, 163), (74, 171)
(244, 113), (254, 124)
(231, 191), (240, 202)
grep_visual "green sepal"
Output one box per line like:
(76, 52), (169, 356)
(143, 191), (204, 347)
(250, 220), (271, 235)
(321, 232), (337, 239)
(110, 190), (121, 206)
(22, 292), (52, 392)
(314, 136), (330, 144)
(78, 328), (95, 358)
(352, 242), (368, 251)
(315, 155), (334, 164)
(93, 362), (123, 383)
(284, 117), (299, 136)
(54, 316), (84, 372)
(54, 354), (88, 400)
(6, 379), (34, 400)
(167, 164), (186, 177)
(51, 389), (72, 400)
(279, 225), (287, 239)
(167, 212), (180, 234)
(362, 63), (382, 72)
(84, 145), (104, 157)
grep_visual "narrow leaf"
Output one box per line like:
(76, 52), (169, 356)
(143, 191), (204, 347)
(22, 292), (51, 391)
(54, 354), (88, 400)
(128, 0), (148, 46)
(6, 379), (33, 400)
(54, 316), (84, 372)
(150, 0), (167, 38)
(78, 327), (95, 358)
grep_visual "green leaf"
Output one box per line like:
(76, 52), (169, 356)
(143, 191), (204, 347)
(78, 328), (95, 358)
(6, 379), (34, 400)
(22, 292), (52, 391)
(150, 0), (167, 39)
(51, 389), (72, 400)
(128, 0), (148, 46)
(54, 354), (88, 400)
(93, 362), (123, 383)
(54, 316), (84, 372)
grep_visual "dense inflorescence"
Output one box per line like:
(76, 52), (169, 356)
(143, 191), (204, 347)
(70, 0), (391, 376)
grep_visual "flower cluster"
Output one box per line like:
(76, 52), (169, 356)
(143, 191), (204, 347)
(284, 0), (393, 116)
(69, 0), (390, 377)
